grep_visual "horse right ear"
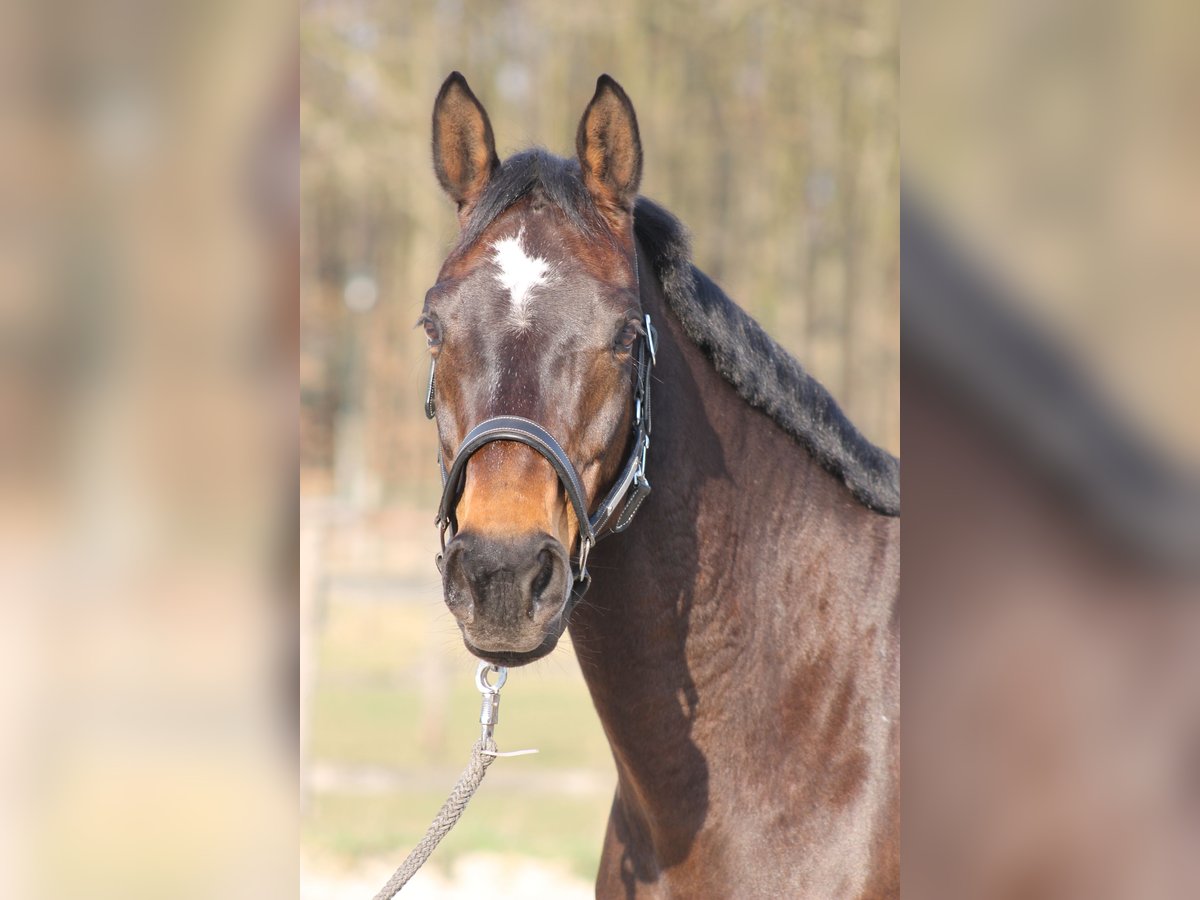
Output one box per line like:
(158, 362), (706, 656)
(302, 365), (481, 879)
(432, 72), (499, 215)
(576, 75), (642, 226)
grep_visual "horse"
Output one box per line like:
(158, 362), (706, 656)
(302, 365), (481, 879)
(420, 71), (900, 899)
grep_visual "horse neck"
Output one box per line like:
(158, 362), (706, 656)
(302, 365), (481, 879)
(567, 257), (891, 821)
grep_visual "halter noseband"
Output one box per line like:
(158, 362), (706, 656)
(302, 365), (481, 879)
(425, 315), (657, 600)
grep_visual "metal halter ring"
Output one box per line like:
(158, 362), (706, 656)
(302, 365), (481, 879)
(576, 536), (593, 582)
(475, 662), (507, 694)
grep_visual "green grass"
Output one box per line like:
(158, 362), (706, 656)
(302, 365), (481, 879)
(305, 590), (617, 875)
(309, 680), (615, 771)
(304, 787), (611, 880)
(317, 601), (436, 680)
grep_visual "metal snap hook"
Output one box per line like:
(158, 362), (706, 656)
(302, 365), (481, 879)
(476, 662), (508, 745)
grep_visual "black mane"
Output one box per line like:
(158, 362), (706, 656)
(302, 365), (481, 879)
(633, 197), (900, 516)
(457, 149), (901, 515)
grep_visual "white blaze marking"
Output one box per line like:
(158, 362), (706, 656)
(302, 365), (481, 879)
(490, 228), (551, 329)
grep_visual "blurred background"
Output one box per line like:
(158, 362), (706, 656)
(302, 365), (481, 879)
(904, 0), (1200, 897)
(299, 0), (897, 895)
(1, 1), (296, 899)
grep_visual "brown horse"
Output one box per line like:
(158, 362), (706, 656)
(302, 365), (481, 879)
(422, 72), (900, 899)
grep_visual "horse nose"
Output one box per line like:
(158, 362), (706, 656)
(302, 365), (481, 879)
(441, 532), (570, 627)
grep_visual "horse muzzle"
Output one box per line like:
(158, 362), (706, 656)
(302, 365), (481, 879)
(439, 530), (572, 664)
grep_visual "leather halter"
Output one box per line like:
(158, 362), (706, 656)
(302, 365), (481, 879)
(425, 315), (657, 599)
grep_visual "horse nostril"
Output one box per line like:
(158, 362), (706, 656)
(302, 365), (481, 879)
(531, 548), (554, 599)
(440, 534), (567, 629)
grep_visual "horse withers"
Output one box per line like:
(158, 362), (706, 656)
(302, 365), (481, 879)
(420, 72), (900, 899)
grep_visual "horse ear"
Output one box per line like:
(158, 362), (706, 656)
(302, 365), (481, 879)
(576, 75), (642, 224)
(432, 72), (500, 213)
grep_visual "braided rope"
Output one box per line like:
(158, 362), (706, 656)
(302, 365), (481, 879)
(371, 737), (499, 899)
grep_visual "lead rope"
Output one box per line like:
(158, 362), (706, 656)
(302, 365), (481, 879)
(372, 663), (530, 899)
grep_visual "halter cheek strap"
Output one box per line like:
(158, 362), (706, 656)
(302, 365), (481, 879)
(427, 315), (657, 594)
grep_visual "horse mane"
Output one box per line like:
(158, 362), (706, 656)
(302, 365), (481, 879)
(457, 149), (901, 516)
(633, 197), (901, 516)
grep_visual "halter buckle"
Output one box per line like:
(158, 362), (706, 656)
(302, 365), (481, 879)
(576, 536), (593, 583)
(424, 358), (437, 420)
(644, 314), (657, 365)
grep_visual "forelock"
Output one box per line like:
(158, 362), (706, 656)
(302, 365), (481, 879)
(457, 149), (607, 249)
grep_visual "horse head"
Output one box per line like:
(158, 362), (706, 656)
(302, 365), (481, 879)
(422, 73), (650, 666)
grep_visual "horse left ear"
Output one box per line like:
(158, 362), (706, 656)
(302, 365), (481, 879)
(432, 72), (500, 215)
(576, 75), (642, 225)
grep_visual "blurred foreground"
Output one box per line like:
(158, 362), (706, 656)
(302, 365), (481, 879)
(903, 1), (1200, 895)
(1, 1), (296, 898)
(902, 201), (1200, 898)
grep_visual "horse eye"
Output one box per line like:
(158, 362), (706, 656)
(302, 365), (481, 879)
(616, 321), (640, 352)
(421, 317), (441, 347)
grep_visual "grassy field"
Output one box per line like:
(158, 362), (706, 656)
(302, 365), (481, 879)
(301, 543), (617, 884)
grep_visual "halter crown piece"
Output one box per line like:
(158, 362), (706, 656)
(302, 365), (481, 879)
(425, 314), (657, 601)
